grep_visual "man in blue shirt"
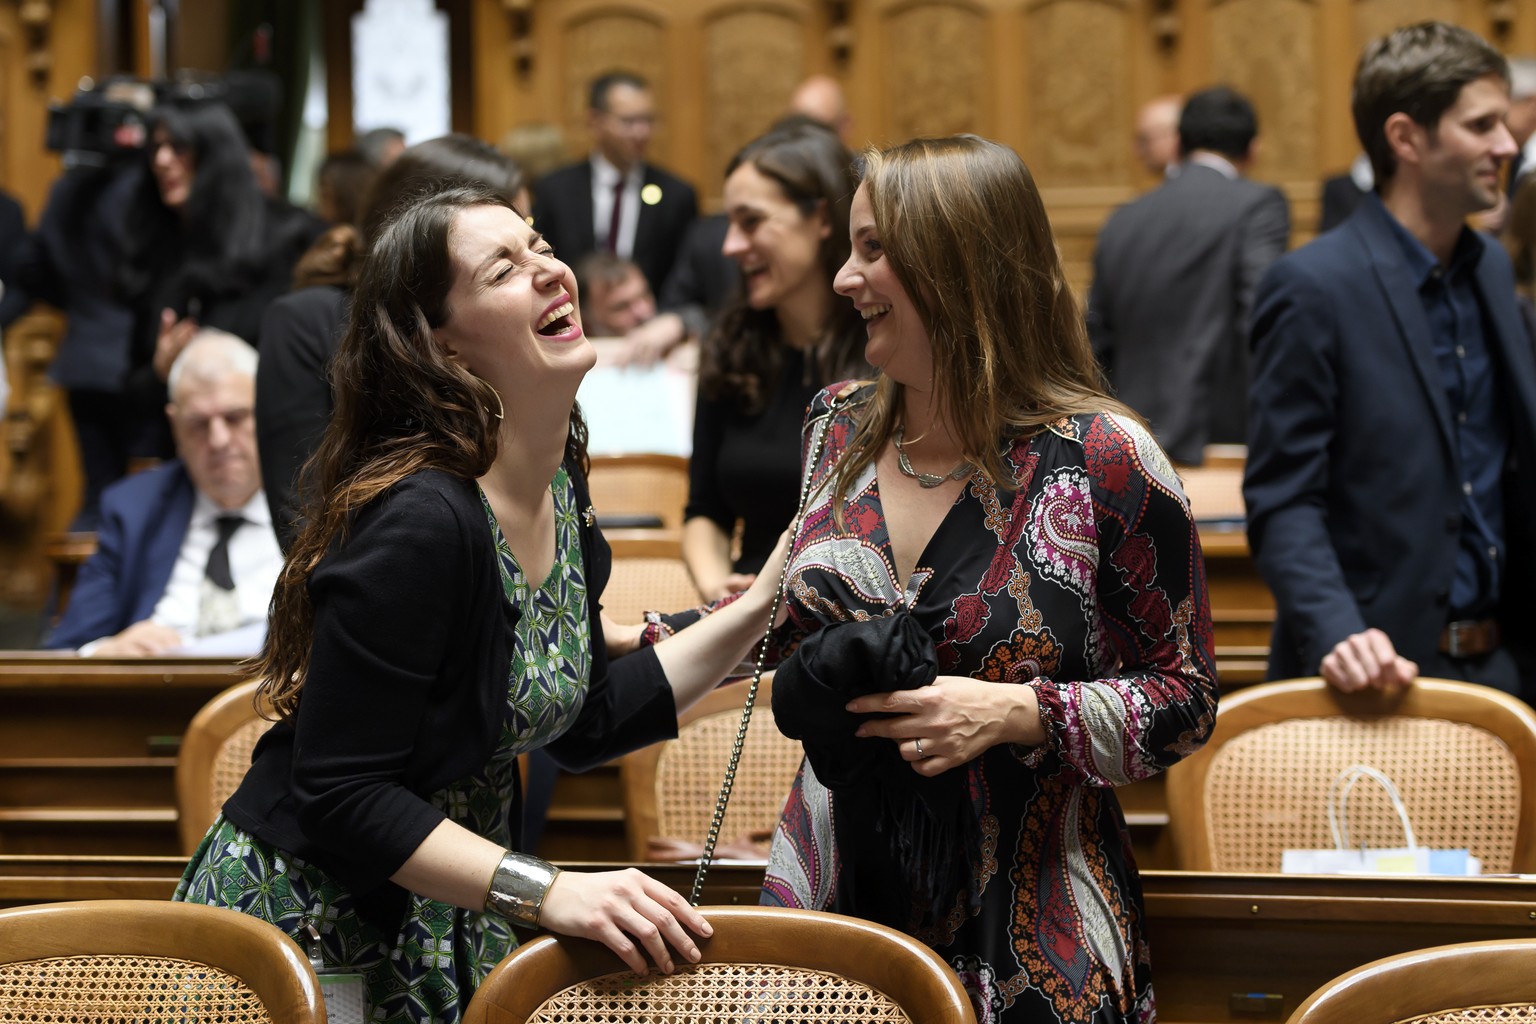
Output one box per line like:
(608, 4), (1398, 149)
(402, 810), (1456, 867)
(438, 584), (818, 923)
(1246, 21), (1536, 700)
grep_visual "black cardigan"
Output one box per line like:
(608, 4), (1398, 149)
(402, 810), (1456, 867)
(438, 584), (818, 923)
(222, 466), (677, 927)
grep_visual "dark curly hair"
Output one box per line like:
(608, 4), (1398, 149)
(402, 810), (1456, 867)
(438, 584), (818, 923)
(701, 120), (866, 414)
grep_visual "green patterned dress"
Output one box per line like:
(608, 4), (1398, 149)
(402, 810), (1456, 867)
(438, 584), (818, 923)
(175, 468), (591, 1023)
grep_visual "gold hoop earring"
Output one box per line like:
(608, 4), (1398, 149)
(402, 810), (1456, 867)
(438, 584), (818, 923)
(488, 385), (505, 422)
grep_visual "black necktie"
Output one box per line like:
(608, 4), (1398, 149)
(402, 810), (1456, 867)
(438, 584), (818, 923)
(205, 514), (246, 591)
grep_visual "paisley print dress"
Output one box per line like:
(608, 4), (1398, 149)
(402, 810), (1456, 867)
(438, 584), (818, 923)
(175, 468), (590, 1023)
(761, 386), (1218, 1024)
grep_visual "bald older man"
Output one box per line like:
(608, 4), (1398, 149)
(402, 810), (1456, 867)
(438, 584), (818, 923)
(1134, 95), (1182, 177)
(45, 329), (282, 655)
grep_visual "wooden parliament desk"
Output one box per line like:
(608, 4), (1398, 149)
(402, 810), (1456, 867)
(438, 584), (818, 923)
(0, 858), (1531, 1024)
(0, 653), (248, 856)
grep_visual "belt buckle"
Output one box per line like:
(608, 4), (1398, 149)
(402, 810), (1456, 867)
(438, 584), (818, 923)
(1446, 622), (1466, 658)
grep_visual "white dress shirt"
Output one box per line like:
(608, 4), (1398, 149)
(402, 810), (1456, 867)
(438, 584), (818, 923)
(590, 153), (643, 261)
(149, 488), (282, 642)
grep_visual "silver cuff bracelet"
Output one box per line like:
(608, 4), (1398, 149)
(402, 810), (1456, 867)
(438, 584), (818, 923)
(484, 851), (560, 926)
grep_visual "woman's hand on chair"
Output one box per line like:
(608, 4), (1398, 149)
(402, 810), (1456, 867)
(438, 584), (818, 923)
(539, 867), (713, 975)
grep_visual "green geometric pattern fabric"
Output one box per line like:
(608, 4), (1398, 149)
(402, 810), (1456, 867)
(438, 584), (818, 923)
(174, 470), (591, 1023)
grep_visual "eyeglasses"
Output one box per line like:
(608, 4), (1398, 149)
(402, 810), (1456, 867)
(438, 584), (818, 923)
(173, 407), (253, 440)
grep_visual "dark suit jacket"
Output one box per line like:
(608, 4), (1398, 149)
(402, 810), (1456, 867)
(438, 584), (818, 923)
(44, 460), (195, 649)
(1088, 163), (1291, 464)
(0, 189), (29, 328)
(1318, 173), (1368, 234)
(532, 159), (698, 296)
(1245, 194), (1536, 679)
(255, 284), (349, 549)
(659, 212), (737, 339)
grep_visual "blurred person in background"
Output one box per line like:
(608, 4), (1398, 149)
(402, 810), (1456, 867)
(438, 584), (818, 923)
(532, 72), (697, 297)
(357, 126), (406, 168)
(682, 119), (866, 601)
(117, 99), (322, 464)
(575, 252), (659, 338)
(313, 149), (376, 227)
(44, 330), (280, 655)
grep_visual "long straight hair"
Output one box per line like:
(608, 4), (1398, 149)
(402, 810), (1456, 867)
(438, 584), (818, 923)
(119, 101), (270, 301)
(829, 136), (1136, 507)
(256, 184), (587, 716)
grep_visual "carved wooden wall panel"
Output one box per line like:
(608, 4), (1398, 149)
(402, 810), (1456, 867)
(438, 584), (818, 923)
(1353, 0), (1459, 49)
(882, 2), (985, 141)
(1026, 0), (1130, 187)
(1210, 0), (1318, 183)
(705, 7), (805, 184)
(562, 9), (671, 163)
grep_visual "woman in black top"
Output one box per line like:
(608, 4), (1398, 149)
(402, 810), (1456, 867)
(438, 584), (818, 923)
(118, 100), (321, 460)
(683, 120), (866, 600)
(176, 183), (785, 1022)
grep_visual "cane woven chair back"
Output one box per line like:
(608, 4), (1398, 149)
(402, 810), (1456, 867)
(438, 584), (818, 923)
(586, 453), (690, 532)
(1166, 678), (1536, 873)
(0, 899), (324, 1023)
(619, 677), (804, 861)
(463, 905), (978, 1024)
(1287, 938), (1536, 1024)
(601, 536), (703, 622)
(176, 680), (276, 854)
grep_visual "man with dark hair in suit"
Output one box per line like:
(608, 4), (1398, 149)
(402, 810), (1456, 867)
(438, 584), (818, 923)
(45, 329), (282, 655)
(1088, 85), (1291, 465)
(1246, 21), (1536, 700)
(531, 71), (697, 297)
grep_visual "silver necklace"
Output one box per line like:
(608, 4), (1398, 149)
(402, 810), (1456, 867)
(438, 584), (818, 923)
(893, 427), (971, 488)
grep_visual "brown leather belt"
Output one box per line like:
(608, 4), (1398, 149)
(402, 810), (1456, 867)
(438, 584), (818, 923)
(1439, 619), (1501, 658)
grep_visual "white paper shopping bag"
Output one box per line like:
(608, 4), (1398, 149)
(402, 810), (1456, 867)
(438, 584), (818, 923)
(1280, 764), (1480, 876)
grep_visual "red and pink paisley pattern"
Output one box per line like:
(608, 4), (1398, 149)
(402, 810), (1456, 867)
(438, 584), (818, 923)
(760, 386), (1217, 1024)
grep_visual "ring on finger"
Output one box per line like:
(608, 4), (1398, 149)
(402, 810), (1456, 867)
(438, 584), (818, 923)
(915, 737), (925, 757)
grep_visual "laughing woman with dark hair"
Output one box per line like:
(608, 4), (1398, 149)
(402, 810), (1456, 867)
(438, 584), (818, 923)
(174, 182), (785, 1023)
(118, 100), (322, 460)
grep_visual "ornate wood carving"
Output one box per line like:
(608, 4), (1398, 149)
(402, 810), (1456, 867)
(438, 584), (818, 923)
(1352, 0), (1456, 50)
(563, 10), (669, 159)
(1027, 0), (1129, 188)
(884, 2), (984, 140)
(11, 0), (55, 89)
(706, 8), (803, 184)
(501, 0), (534, 81)
(1211, 0), (1317, 183)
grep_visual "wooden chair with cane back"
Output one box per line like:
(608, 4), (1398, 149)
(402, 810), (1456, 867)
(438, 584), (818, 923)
(0, 899), (325, 1023)
(600, 535), (704, 623)
(585, 453), (690, 533)
(175, 679), (275, 854)
(1165, 677), (1536, 873)
(1286, 938), (1536, 1024)
(462, 904), (978, 1024)
(619, 676), (804, 862)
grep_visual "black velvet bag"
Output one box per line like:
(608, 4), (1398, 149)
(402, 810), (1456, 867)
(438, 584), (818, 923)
(773, 611), (979, 926)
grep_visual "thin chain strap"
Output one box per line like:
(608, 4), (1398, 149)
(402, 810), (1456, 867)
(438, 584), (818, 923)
(688, 402), (839, 905)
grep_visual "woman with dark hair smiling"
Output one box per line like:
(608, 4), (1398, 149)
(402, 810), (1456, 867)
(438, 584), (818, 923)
(682, 119), (867, 601)
(118, 99), (321, 460)
(257, 133), (529, 547)
(175, 182), (785, 1022)
(757, 135), (1217, 1023)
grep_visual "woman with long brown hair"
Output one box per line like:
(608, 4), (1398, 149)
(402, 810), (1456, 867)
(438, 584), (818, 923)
(682, 118), (866, 601)
(175, 182), (784, 1023)
(760, 135), (1218, 1023)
